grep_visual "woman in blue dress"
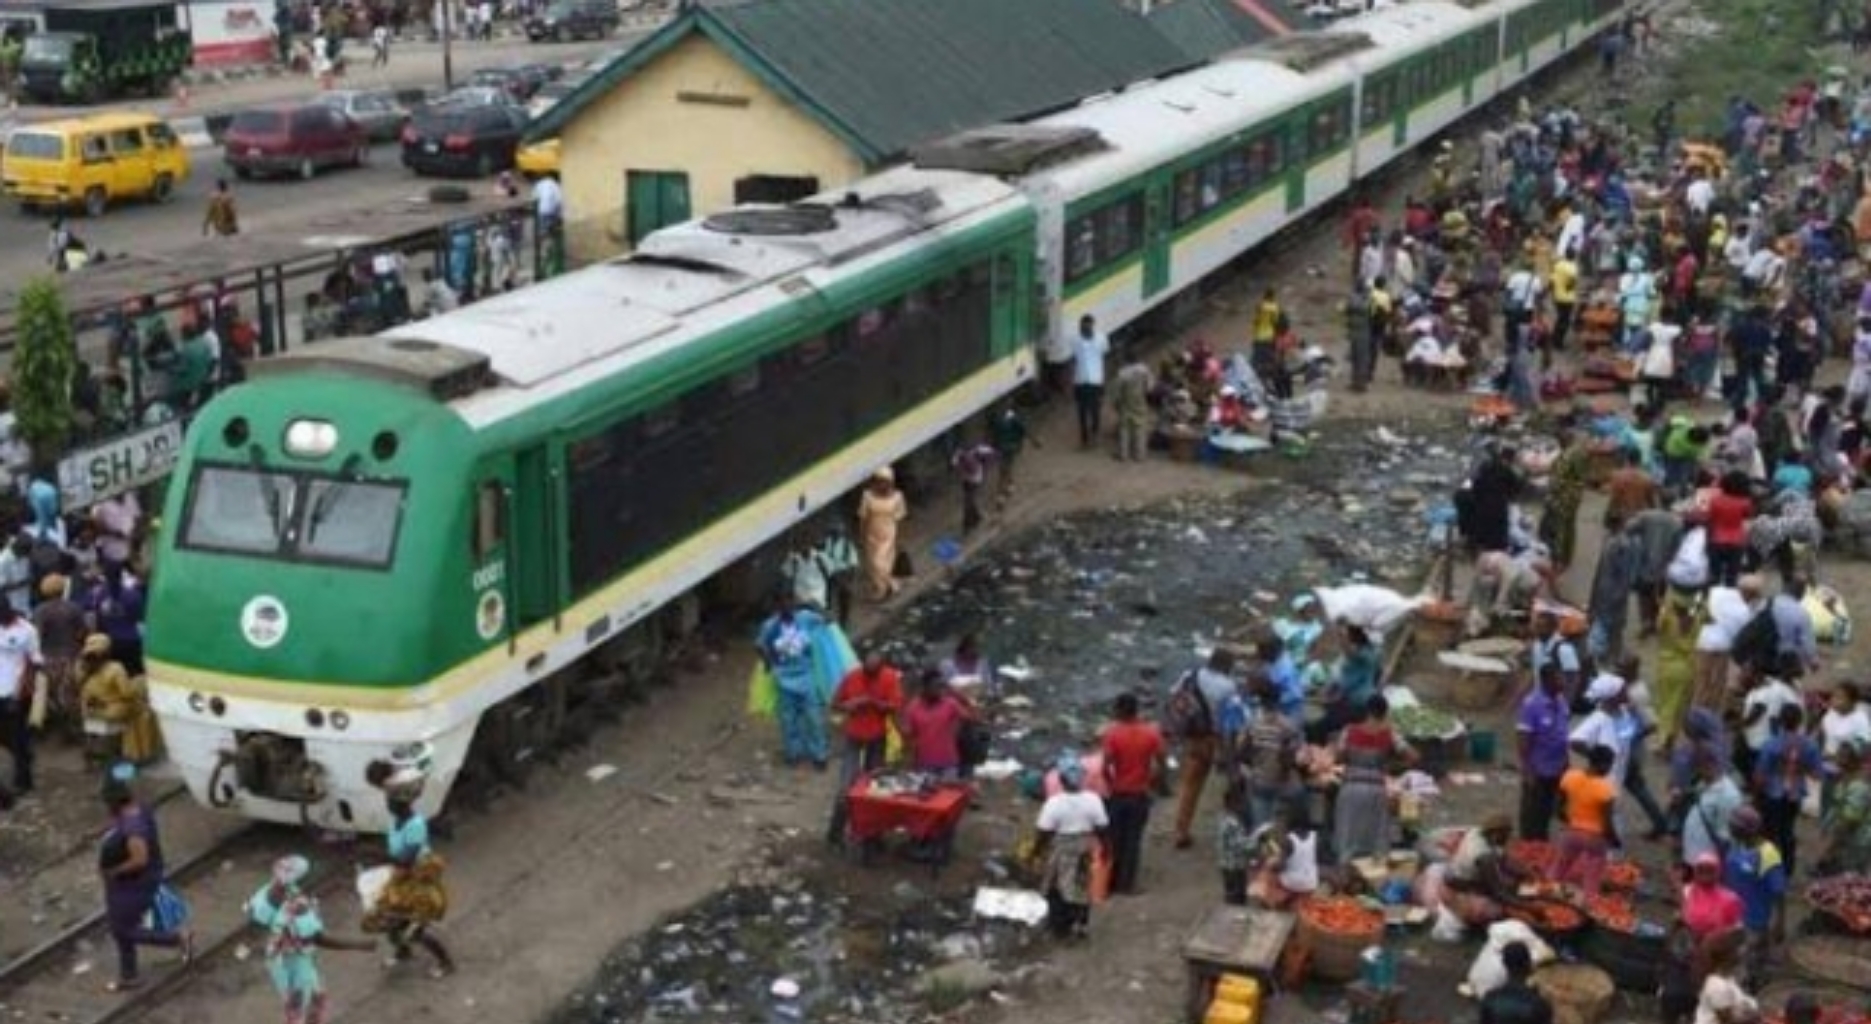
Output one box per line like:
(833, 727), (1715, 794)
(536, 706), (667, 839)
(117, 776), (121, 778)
(757, 597), (832, 768)
(245, 856), (374, 1024)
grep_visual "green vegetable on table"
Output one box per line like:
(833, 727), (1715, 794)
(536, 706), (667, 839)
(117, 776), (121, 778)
(1392, 704), (1460, 738)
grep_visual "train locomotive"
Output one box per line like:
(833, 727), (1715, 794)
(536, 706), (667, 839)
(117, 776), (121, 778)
(145, 0), (1622, 832)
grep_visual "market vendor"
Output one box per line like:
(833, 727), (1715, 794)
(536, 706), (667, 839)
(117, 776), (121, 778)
(1817, 739), (1871, 876)
(1441, 812), (1525, 927)
(1245, 802), (1320, 910)
(1465, 549), (1555, 637)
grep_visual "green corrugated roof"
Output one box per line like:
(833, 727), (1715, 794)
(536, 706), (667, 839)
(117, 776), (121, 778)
(529, 0), (1200, 163)
(1146, 0), (1309, 62)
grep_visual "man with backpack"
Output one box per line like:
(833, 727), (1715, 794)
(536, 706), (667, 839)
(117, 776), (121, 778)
(1168, 648), (1237, 850)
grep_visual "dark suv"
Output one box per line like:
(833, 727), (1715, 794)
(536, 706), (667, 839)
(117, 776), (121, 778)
(526, 0), (618, 41)
(402, 105), (529, 177)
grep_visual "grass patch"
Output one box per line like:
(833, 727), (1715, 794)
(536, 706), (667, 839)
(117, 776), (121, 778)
(1634, 0), (1846, 137)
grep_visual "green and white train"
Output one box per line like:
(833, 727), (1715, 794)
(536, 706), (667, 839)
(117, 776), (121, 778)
(146, 0), (1622, 832)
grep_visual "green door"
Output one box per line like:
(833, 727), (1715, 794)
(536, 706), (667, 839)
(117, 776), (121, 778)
(625, 170), (692, 246)
(1392, 108), (1407, 149)
(1462, 75), (1474, 108)
(1142, 180), (1171, 298)
(512, 445), (560, 629)
(1283, 121), (1306, 214)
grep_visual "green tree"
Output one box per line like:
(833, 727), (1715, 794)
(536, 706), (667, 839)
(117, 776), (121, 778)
(13, 278), (77, 465)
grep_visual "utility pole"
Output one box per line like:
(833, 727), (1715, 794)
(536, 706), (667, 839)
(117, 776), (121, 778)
(441, 0), (454, 90)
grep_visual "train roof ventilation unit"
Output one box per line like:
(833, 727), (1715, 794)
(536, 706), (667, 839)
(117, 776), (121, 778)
(702, 206), (839, 237)
(1242, 32), (1373, 71)
(911, 124), (1107, 176)
(252, 336), (494, 402)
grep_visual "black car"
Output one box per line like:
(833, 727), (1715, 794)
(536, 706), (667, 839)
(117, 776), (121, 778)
(401, 105), (529, 177)
(525, 0), (619, 41)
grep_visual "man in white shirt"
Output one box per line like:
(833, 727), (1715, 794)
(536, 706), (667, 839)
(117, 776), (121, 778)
(1740, 669), (1802, 777)
(1742, 245), (1785, 297)
(0, 598), (43, 792)
(0, 535), (32, 614)
(1070, 315), (1109, 448)
(532, 173), (563, 226)
(1684, 175), (1716, 217)
(1555, 207), (1587, 263)
(1723, 224), (1753, 272)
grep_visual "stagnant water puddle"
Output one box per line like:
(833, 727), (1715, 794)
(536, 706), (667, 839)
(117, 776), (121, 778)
(546, 882), (1012, 1024)
(548, 415), (1476, 1023)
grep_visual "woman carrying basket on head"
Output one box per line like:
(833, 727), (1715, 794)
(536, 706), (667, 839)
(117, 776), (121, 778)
(361, 762), (456, 978)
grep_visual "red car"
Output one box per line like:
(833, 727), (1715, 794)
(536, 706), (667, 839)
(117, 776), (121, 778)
(222, 103), (370, 181)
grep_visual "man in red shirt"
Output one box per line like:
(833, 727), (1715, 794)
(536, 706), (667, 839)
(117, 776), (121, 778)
(826, 650), (903, 846)
(1101, 692), (1166, 895)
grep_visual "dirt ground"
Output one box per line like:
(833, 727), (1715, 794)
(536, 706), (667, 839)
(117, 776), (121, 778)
(10, 8), (1871, 1024)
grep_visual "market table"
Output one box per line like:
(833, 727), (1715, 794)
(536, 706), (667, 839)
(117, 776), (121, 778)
(844, 773), (969, 869)
(1182, 905), (1295, 1024)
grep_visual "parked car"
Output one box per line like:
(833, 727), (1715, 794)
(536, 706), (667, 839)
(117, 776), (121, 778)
(515, 138), (560, 178)
(223, 104), (370, 180)
(526, 0), (619, 42)
(468, 66), (546, 102)
(1, 112), (190, 216)
(424, 85), (520, 111)
(526, 77), (584, 120)
(314, 89), (410, 143)
(402, 105), (529, 177)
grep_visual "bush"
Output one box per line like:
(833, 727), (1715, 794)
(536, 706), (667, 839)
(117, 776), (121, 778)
(12, 277), (76, 464)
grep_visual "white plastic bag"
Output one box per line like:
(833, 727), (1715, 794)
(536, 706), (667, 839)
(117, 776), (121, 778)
(1313, 584), (1428, 636)
(1432, 905), (1466, 943)
(357, 865), (394, 914)
(1467, 920), (1555, 998)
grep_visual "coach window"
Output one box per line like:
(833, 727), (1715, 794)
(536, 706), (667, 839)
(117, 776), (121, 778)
(1065, 217), (1098, 281)
(474, 481), (504, 559)
(726, 364), (760, 397)
(639, 404), (680, 443)
(1173, 171), (1198, 225)
(1096, 198), (1140, 264)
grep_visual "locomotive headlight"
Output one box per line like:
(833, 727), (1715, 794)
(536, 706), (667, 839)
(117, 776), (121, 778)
(187, 692), (206, 713)
(283, 419), (340, 459)
(330, 710), (351, 731)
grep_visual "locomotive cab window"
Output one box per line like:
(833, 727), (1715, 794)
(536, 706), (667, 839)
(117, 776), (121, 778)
(179, 464), (407, 570)
(474, 481), (504, 559)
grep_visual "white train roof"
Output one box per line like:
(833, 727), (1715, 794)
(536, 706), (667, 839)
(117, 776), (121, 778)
(1333, 0), (1499, 59)
(1016, 58), (1350, 201)
(373, 166), (1026, 426)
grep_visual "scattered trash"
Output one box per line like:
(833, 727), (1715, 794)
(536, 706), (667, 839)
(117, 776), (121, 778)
(974, 758), (1024, 781)
(585, 764), (619, 783)
(970, 887), (1048, 926)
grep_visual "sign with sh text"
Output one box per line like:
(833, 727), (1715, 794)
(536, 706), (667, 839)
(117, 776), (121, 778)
(58, 420), (185, 509)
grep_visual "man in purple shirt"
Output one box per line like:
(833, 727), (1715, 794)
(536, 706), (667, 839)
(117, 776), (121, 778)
(1516, 661), (1571, 841)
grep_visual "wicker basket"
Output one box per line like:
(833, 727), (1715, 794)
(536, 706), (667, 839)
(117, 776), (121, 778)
(1295, 915), (1382, 983)
(1449, 670), (1505, 711)
(1531, 964), (1615, 1024)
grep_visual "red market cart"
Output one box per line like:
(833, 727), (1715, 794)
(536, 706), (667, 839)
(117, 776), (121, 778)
(844, 773), (969, 869)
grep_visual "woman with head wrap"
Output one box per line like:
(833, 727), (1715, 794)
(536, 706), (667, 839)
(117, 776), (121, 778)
(1033, 751), (1108, 940)
(33, 573), (86, 735)
(361, 763), (455, 977)
(245, 856), (374, 1024)
(1818, 739), (1871, 876)
(79, 634), (160, 766)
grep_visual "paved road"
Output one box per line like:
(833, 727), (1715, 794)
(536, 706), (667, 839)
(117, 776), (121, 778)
(0, 29), (649, 288)
(1, 31), (643, 126)
(0, 141), (488, 282)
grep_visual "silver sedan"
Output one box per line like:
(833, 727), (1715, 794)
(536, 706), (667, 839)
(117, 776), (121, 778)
(314, 89), (411, 144)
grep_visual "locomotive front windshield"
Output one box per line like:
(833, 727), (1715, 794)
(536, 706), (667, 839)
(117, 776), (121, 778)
(179, 465), (407, 569)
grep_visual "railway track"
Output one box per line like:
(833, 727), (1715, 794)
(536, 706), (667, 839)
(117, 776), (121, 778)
(0, 823), (354, 1024)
